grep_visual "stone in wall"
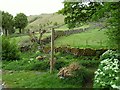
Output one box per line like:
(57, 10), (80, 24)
(42, 47), (51, 54)
(70, 48), (80, 56)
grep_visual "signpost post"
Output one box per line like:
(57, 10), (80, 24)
(50, 28), (54, 73)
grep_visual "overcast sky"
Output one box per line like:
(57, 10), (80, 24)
(0, 0), (64, 16)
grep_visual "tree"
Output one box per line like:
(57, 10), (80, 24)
(53, 22), (58, 26)
(2, 11), (14, 36)
(58, 2), (102, 28)
(105, 2), (120, 51)
(14, 13), (28, 33)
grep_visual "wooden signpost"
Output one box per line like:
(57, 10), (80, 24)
(50, 28), (54, 73)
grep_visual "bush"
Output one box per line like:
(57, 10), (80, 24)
(55, 60), (68, 70)
(31, 60), (50, 71)
(100, 50), (120, 60)
(80, 60), (100, 68)
(3, 57), (50, 71)
(2, 36), (21, 61)
(93, 50), (120, 89)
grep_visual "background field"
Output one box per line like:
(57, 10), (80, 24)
(54, 29), (110, 49)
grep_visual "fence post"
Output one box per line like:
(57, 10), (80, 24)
(100, 40), (102, 47)
(86, 40), (88, 46)
(50, 28), (54, 73)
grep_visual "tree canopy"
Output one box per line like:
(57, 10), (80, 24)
(2, 11), (14, 36)
(58, 2), (103, 28)
(14, 13), (28, 33)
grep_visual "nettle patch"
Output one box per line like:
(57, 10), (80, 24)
(93, 50), (120, 89)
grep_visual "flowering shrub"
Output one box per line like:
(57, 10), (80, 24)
(100, 50), (119, 60)
(94, 50), (120, 89)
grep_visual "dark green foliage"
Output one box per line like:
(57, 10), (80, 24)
(31, 60), (50, 71)
(2, 11), (14, 35)
(58, 2), (102, 29)
(100, 50), (119, 60)
(79, 60), (100, 68)
(53, 22), (58, 26)
(2, 36), (20, 61)
(116, 69), (120, 87)
(55, 60), (68, 70)
(2, 58), (49, 71)
(14, 13), (28, 33)
(106, 2), (120, 52)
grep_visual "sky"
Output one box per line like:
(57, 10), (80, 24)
(0, 0), (64, 16)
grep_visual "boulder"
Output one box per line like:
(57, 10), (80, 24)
(57, 62), (80, 78)
(36, 56), (46, 60)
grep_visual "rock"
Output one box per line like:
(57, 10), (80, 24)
(8, 71), (13, 73)
(36, 56), (44, 60)
(57, 62), (80, 78)
(36, 55), (47, 60)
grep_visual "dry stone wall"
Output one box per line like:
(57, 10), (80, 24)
(41, 28), (89, 45)
(41, 46), (115, 56)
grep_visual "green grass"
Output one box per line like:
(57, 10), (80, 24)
(55, 24), (89, 31)
(2, 50), (100, 71)
(3, 70), (82, 88)
(2, 47), (100, 88)
(2, 50), (99, 88)
(41, 33), (51, 39)
(54, 29), (111, 49)
(10, 33), (51, 44)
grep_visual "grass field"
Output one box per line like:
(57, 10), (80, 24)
(2, 51), (99, 88)
(55, 24), (89, 31)
(54, 28), (111, 49)
(10, 24), (89, 45)
(3, 70), (82, 88)
(10, 33), (51, 45)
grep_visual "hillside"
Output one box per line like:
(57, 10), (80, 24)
(26, 13), (65, 30)
(54, 28), (111, 49)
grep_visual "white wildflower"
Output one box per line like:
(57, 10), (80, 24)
(30, 58), (34, 61)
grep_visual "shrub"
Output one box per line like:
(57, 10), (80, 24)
(2, 36), (21, 61)
(3, 57), (50, 71)
(31, 60), (49, 71)
(80, 60), (100, 68)
(100, 50), (117, 60)
(55, 60), (68, 70)
(93, 50), (120, 89)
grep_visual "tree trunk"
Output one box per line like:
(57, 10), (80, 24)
(39, 33), (43, 44)
(5, 29), (7, 36)
(38, 29), (46, 44)
(19, 28), (22, 33)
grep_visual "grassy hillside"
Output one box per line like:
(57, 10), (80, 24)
(54, 29), (111, 49)
(26, 13), (65, 30)
(55, 24), (89, 31)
